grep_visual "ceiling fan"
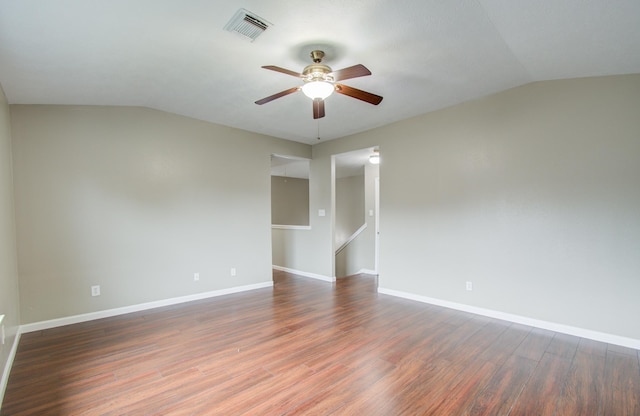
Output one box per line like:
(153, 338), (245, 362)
(255, 50), (383, 119)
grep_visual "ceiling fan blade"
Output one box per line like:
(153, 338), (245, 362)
(255, 87), (299, 105)
(335, 84), (383, 105)
(261, 65), (303, 78)
(313, 98), (325, 119)
(331, 64), (371, 82)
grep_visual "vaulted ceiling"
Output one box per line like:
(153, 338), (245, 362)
(1, 1), (639, 144)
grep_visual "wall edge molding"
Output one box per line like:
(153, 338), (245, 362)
(271, 225), (311, 230)
(378, 287), (640, 350)
(0, 328), (22, 409)
(20, 281), (274, 334)
(272, 265), (336, 282)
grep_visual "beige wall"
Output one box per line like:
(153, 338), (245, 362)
(271, 176), (309, 226)
(0, 84), (20, 400)
(11, 105), (310, 323)
(314, 74), (640, 340)
(4, 73), (640, 345)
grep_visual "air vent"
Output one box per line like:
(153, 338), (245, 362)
(224, 8), (271, 42)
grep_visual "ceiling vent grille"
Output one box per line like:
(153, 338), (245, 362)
(224, 9), (271, 42)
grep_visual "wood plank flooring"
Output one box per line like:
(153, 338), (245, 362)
(2, 270), (639, 415)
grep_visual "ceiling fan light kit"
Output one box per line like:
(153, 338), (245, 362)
(301, 81), (334, 100)
(301, 52), (335, 100)
(255, 50), (383, 119)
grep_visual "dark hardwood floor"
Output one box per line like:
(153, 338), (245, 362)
(2, 270), (639, 415)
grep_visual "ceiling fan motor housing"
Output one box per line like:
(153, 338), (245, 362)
(302, 63), (334, 83)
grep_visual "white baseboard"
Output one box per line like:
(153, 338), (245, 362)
(0, 328), (22, 409)
(272, 265), (335, 283)
(378, 287), (640, 351)
(20, 281), (273, 334)
(357, 269), (378, 276)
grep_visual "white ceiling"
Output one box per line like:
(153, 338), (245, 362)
(1, 1), (639, 145)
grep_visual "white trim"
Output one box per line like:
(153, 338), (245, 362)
(374, 176), (380, 274)
(20, 282), (273, 334)
(357, 269), (378, 275)
(378, 287), (640, 350)
(335, 223), (367, 255)
(1, 327), (21, 409)
(271, 224), (311, 230)
(272, 265), (336, 282)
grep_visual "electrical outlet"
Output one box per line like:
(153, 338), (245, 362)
(466, 281), (473, 291)
(194, 272), (200, 281)
(230, 267), (237, 277)
(91, 285), (101, 297)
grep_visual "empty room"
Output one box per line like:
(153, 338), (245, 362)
(1, 1), (639, 414)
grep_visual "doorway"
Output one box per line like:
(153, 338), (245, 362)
(332, 147), (379, 278)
